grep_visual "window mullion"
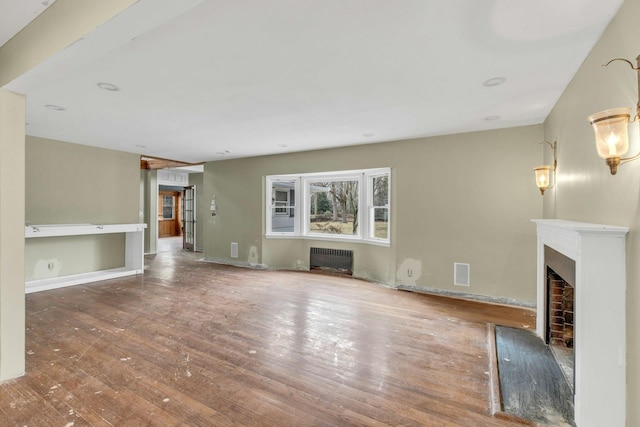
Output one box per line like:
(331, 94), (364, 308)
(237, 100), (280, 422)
(295, 178), (301, 235)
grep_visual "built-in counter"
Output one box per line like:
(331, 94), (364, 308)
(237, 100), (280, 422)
(25, 223), (147, 294)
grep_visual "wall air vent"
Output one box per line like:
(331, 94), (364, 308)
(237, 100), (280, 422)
(454, 262), (470, 286)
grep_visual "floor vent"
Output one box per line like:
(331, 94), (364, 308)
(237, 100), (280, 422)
(310, 247), (353, 275)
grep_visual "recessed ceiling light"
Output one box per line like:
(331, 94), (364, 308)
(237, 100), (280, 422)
(483, 77), (506, 87)
(45, 104), (65, 111)
(484, 115), (501, 121)
(363, 132), (375, 137)
(97, 82), (119, 91)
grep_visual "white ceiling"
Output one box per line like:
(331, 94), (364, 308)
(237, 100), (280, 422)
(2, 0), (624, 163)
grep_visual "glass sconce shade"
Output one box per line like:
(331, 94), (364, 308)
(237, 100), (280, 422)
(588, 107), (632, 159)
(534, 165), (552, 194)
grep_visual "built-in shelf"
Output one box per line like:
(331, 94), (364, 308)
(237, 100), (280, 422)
(25, 223), (147, 294)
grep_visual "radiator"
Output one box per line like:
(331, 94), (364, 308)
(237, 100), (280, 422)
(310, 247), (353, 274)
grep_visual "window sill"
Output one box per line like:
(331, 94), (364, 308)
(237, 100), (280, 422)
(265, 233), (390, 247)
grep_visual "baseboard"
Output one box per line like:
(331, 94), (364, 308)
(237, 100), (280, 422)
(0, 371), (25, 384)
(202, 257), (268, 270)
(396, 284), (536, 309)
(25, 267), (141, 294)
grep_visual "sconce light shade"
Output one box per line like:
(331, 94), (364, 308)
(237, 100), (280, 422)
(534, 165), (552, 195)
(588, 107), (632, 174)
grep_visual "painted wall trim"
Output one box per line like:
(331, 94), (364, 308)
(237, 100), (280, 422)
(202, 258), (268, 270)
(396, 284), (536, 309)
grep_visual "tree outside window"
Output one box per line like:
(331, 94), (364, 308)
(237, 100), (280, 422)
(308, 180), (359, 235)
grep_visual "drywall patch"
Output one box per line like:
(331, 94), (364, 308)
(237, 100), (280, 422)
(355, 269), (375, 281)
(291, 259), (307, 270)
(248, 246), (259, 266)
(397, 258), (422, 285)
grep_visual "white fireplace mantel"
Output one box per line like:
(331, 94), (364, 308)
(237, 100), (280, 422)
(532, 219), (628, 427)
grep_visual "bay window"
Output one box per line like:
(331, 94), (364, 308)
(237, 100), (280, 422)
(266, 168), (390, 245)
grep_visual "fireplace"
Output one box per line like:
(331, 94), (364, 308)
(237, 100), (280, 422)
(544, 246), (576, 390)
(533, 219), (628, 427)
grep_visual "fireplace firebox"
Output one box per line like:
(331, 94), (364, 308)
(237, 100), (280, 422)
(543, 261), (575, 395)
(547, 271), (574, 347)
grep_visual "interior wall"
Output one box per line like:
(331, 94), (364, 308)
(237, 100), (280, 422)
(24, 235), (124, 281)
(0, 89), (26, 381)
(141, 169), (158, 254)
(204, 124), (542, 302)
(543, 0), (640, 423)
(25, 136), (140, 277)
(26, 136), (140, 224)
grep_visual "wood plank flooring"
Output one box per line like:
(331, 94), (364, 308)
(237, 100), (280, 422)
(1, 249), (537, 426)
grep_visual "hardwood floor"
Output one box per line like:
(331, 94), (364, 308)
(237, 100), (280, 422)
(1, 249), (536, 426)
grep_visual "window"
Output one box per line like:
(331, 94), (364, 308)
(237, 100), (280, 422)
(162, 195), (175, 220)
(266, 168), (390, 245)
(370, 173), (389, 240)
(269, 180), (297, 233)
(307, 178), (359, 236)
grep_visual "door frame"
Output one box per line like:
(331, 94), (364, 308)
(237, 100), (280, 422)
(182, 185), (196, 251)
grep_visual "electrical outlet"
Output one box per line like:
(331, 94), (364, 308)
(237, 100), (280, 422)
(48, 262), (54, 271)
(407, 269), (413, 277)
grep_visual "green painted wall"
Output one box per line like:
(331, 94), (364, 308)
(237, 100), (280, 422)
(203, 124), (542, 303)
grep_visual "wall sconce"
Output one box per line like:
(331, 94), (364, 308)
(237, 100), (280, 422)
(533, 141), (557, 195)
(587, 55), (640, 175)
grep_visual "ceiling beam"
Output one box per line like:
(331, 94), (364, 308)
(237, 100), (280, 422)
(140, 155), (202, 170)
(0, 0), (137, 87)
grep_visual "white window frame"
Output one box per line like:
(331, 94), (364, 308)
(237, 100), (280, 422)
(367, 171), (390, 242)
(266, 178), (300, 236)
(265, 168), (390, 246)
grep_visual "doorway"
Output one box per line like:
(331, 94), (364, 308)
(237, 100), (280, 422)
(182, 185), (196, 251)
(158, 189), (182, 237)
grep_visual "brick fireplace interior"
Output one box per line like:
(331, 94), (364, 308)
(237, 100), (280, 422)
(546, 266), (575, 391)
